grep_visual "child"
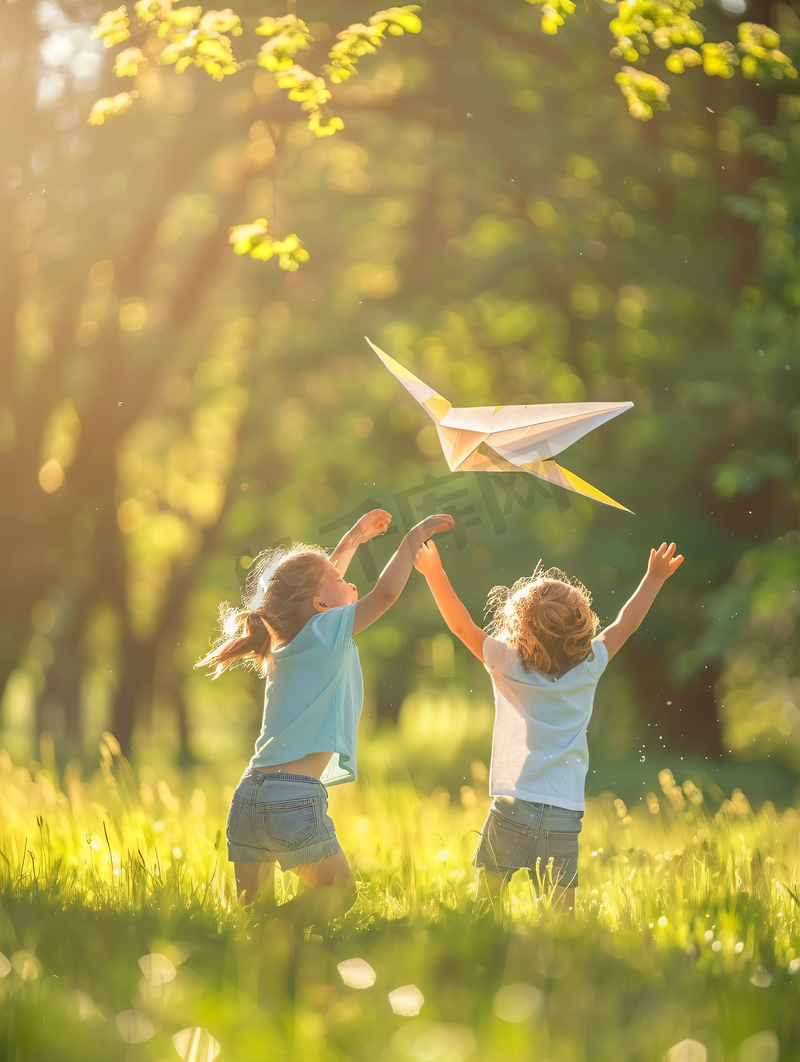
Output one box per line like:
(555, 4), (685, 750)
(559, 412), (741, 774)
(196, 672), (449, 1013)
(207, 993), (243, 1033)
(198, 508), (454, 906)
(414, 540), (683, 913)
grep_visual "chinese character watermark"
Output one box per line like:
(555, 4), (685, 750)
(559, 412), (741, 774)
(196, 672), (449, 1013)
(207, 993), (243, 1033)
(236, 472), (571, 590)
(316, 471), (570, 585)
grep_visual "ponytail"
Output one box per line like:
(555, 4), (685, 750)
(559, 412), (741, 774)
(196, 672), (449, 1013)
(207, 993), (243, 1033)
(197, 607), (273, 679)
(196, 544), (328, 678)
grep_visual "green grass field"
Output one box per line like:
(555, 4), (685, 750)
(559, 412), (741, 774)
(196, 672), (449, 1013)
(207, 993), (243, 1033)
(2, 720), (800, 1062)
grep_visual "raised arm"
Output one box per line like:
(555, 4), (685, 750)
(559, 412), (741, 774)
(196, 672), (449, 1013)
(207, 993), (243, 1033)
(329, 509), (392, 577)
(597, 542), (684, 660)
(352, 515), (455, 636)
(414, 541), (488, 662)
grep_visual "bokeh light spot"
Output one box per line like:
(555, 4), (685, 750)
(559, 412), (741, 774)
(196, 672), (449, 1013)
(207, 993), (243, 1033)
(337, 957), (377, 988)
(173, 1027), (221, 1062)
(138, 952), (177, 985)
(492, 983), (543, 1022)
(738, 1031), (779, 1062)
(118, 298), (146, 332)
(665, 1040), (707, 1062)
(388, 983), (425, 1016)
(75, 991), (102, 1021)
(11, 951), (41, 981)
(409, 1023), (477, 1062)
(115, 1010), (156, 1043)
(38, 459), (64, 493)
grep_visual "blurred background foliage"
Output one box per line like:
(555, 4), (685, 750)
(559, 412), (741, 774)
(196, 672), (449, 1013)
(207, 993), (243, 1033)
(2, 0), (800, 791)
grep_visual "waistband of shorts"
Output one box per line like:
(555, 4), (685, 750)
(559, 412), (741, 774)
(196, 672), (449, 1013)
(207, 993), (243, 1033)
(242, 769), (321, 785)
(495, 797), (582, 817)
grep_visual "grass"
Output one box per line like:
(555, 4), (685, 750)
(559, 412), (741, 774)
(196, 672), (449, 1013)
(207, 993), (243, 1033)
(1, 729), (800, 1061)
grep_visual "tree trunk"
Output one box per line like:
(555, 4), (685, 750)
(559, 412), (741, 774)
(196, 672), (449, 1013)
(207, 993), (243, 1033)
(35, 602), (91, 752)
(0, 50), (249, 718)
(112, 635), (158, 754)
(156, 636), (194, 764)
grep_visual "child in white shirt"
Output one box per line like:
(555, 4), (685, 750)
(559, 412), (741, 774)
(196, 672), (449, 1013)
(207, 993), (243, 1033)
(415, 540), (683, 912)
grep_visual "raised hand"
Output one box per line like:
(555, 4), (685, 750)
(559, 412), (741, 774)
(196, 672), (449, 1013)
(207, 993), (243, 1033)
(352, 515), (453, 637)
(414, 539), (443, 577)
(647, 542), (684, 583)
(599, 542), (685, 661)
(355, 509), (392, 543)
(416, 514), (455, 540)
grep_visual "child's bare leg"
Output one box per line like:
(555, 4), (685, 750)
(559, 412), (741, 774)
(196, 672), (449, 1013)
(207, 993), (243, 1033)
(476, 868), (511, 912)
(290, 849), (355, 921)
(235, 860), (276, 905)
(294, 848), (351, 887)
(478, 869), (505, 900)
(239, 852), (353, 923)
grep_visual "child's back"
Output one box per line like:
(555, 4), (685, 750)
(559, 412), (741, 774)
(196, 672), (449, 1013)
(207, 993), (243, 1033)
(482, 633), (608, 810)
(415, 541), (683, 912)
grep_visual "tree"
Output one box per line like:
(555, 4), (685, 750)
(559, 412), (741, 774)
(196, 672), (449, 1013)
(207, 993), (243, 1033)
(1, 0), (798, 770)
(87, 0), (798, 249)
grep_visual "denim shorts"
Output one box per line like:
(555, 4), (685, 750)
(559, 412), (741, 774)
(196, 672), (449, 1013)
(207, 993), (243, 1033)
(226, 769), (340, 869)
(474, 796), (583, 887)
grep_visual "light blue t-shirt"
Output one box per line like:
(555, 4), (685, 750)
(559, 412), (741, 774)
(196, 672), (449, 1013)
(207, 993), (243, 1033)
(250, 601), (363, 787)
(483, 635), (609, 811)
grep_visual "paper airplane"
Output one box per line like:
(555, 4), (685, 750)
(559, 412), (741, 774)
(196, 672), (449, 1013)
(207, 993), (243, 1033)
(367, 338), (633, 511)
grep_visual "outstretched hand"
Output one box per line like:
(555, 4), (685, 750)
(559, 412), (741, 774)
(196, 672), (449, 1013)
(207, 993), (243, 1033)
(355, 509), (392, 543)
(414, 539), (443, 578)
(417, 514), (455, 540)
(647, 542), (684, 583)
(351, 513), (454, 638)
(598, 541), (685, 662)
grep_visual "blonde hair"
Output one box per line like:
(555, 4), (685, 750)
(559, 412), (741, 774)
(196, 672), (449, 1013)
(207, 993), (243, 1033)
(196, 544), (328, 678)
(486, 564), (599, 678)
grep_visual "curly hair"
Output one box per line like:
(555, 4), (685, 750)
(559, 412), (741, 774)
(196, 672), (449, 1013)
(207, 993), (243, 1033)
(195, 543), (329, 678)
(486, 564), (599, 678)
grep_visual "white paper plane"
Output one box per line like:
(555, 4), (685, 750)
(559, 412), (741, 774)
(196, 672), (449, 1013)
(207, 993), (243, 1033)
(367, 338), (633, 511)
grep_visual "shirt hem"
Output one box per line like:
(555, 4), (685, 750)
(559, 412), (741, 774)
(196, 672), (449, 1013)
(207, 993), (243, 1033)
(490, 787), (585, 812)
(247, 757), (356, 788)
(321, 773), (355, 788)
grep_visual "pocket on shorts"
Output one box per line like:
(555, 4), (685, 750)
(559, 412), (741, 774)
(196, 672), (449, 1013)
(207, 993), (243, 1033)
(545, 829), (579, 862)
(256, 798), (318, 850)
(481, 813), (529, 868)
(226, 800), (246, 839)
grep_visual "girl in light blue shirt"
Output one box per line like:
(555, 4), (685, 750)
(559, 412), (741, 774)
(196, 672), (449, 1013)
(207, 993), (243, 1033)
(415, 539), (683, 913)
(198, 508), (454, 905)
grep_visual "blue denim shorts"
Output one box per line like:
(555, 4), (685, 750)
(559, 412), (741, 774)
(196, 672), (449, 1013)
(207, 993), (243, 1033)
(474, 796), (583, 887)
(226, 769), (340, 869)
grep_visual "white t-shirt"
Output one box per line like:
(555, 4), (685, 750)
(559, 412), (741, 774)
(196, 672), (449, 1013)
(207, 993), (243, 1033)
(482, 635), (609, 811)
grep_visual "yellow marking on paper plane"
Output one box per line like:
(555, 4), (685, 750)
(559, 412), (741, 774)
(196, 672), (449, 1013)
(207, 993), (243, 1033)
(559, 466), (633, 513)
(423, 394), (453, 420)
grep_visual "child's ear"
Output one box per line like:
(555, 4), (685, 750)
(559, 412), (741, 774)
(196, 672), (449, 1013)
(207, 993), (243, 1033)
(313, 595), (328, 613)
